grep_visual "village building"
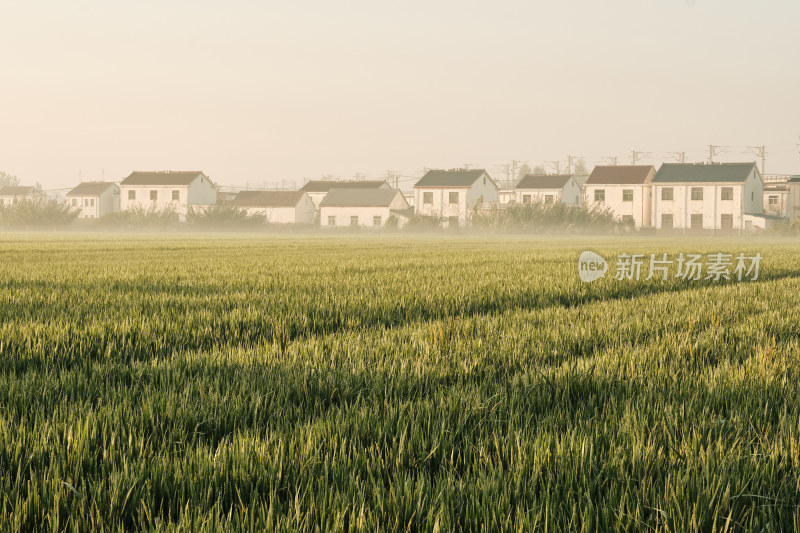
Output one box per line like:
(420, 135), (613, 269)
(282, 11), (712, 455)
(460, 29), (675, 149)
(651, 162), (764, 232)
(299, 180), (391, 208)
(230, 190), (315, 224)
(583, 165), (656, 228)
(120, 171), (216, 220)
(0, 185), (43, 207)
(413, 169), (499, 227)
(66, 182), (120, 219)
(320, 188), (410, 228)
(763, 182), (789, 219)
(515, 174), (581, 206)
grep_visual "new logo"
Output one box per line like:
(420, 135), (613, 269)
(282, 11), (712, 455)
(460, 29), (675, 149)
(578, 251), (608, 283)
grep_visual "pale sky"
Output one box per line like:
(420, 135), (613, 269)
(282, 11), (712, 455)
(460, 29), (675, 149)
(1, 0), (798, 191)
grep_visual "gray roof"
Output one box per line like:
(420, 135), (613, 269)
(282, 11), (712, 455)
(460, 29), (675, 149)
(787, 175), (800, 183)
(300, 180), (388, 192)
(0, 186), (37, 196)
(230, 190), (306, 208)
(516, 174), (572, 190)
(653, 163), (757, 183)
(586, 165), (655, 185)
(320, 188), (403, 207)
(414, 169), (488, 188)
(66, 182), (117, 196)
(121, 171), (209, 186)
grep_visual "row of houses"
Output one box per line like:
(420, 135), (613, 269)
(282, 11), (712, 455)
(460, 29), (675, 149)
(1, 164), (798, 230)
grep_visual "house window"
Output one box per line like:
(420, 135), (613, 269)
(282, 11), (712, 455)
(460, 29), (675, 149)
(327, 216), (336, 226)
(768, 195), (779, 206)
(622, 189), (633, 202)
(350, 216), (358, 226)
(90, 199), (94, 207)
(661, 214), (673, 229)
(150, 190), (158, 201)
(448, 192), (459, 204)
(522, 195), (531, 204)
(691, 214), (703, 229)
(128, 190), (136, 201)
(720, 214), (733, 229)
(661, 187), (673, 201)
(483, 177), (486, 185)
(721, 187), (733, 201)
(751, 192), (754, 201)
(423, 192), (433, 205)
(172, 190), (180, 202)
(691, 187), (703, 201)
(544, 195), (554, 204)
(84, 199), (89, 207)
(373, 215), (382, 226)
(594, 189), (605, 202)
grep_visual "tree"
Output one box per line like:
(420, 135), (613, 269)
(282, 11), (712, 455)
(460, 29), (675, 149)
(0, 171), (20, 188)
(573, 159), (589, 177)
(516, 163), (531, 180)
(532, 165), (547, 175)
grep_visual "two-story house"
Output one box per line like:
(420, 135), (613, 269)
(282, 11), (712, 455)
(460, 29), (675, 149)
(413, 169), (499, 227)
(515, 174), (581, 206)
(583, 166), (656, 228)
(120, 171), (216, 220)
(651, 162), (763, 232)
(0, 185), (43, 207)
(66, 182), (120, 219)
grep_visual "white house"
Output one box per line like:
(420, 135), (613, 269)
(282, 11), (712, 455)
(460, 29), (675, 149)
(66, 182), (120, 219)
(584, 165), (656, 228)
(320, 188), (410, 228)
(230, 190), (315, 224)
(413, 169), (499, 227)
(299, 180), (391, 208)
(515, 174), (582, 206)
(651, 163), (763, 232)
(763, 182), (789, 218)
(788, 176), (800, 222)
(0, 185), (42, 207)
(120, 171), (217, 220)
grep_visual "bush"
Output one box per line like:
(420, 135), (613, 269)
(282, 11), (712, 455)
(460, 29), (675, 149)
(96, 205), (181, 229)
(471, 201), (620, 233)
(0, 198), (79, 229)
(185, 205), (263, 229)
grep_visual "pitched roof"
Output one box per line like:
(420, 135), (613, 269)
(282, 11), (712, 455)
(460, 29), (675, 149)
(230, 190), (306, 208)
(121, 171), (208, 186)
(0, 185), (37, 196)
(787, 175), (800, 183)
(320, 188), (403, 207)
(653, 163), (757, 183)
(414, 169), (487, 188)
(586, 165), (655, 185)
(300, 180), (388, 192)
(516, 174), (573, 190)
(66, 182), (117, 196)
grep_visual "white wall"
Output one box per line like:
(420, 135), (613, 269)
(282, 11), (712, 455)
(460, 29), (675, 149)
(515, 179), (581, 206)
(583, 184), (652, 228)
(652, 179), (762, 230)
(320, 192), (407, 228)
(120, 175), (217, 220)
(414, 172), (499, 226)
(243, 195), (316, 224)
(68, 186), (120, 218)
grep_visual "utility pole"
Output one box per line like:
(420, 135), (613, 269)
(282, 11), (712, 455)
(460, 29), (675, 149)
(567, 155), (582, 175)
(631, 151), (650, 165)
(667, 152), (687, 163)
(548, 160), (561, 175)
(602, 156), (618, 166)
(746, 146), (767, 176)
(387, 170), (399, 189)
(708, 145), (728, 163)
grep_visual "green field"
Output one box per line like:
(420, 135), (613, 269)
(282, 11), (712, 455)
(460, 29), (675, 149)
(1, 234), (799, 532)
